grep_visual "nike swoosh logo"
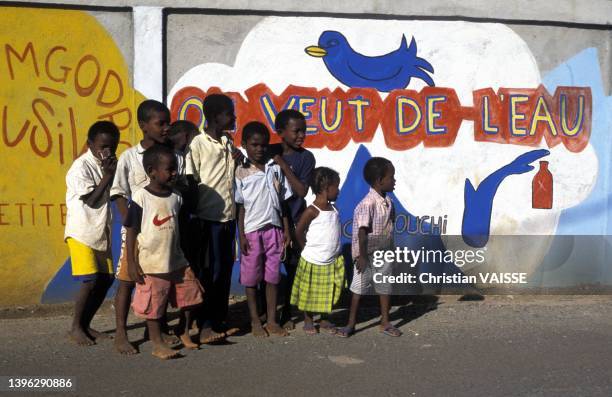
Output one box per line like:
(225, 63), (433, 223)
(152, 214), (173, 226)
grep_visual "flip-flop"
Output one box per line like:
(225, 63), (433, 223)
(303, 323), (318, 335)
(319, 322), (338, 335)
(335, 326), (355, 338)
(380, 325), (402, 337)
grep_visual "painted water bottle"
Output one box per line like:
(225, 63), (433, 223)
(532, 161), (553, 209)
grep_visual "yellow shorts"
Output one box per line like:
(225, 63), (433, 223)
(67, 238), (113, 279)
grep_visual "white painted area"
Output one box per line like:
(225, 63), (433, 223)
(133, 6), (163, 101)
(168, 17), (599, 276)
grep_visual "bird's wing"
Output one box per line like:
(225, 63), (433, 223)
(345, 52), (404, 82)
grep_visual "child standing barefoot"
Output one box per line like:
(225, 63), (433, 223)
(291, 167), (345, 335)
(236, 122), (292, 337)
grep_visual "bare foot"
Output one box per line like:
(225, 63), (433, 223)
(199, 328), (226, 344)
(68, 329), (95, 346)
(114, 334), (138, 355)
(251, 322), (268, 338)
(152, 343), (180, 360)
(281, 320), (295, 330)
(265, 322), (288, 337)
(88, 328), (113, 341)
(162, 332), (180, 346)
(179, 333), (199, 350)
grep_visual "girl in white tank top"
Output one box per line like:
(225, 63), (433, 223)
(290, 167), (345, 335)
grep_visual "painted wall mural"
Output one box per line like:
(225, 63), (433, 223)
(0, 7), (144, 305)
(169, 17), (611, 291)
(0, 7), (610, 305)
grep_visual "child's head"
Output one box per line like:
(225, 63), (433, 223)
(311, 167), (341, 201)
(142, 144), (178, 187)
(87, 121), (120, 161)
(168, 120), (199, 152)
(137, 100), (171, 145)
(363, 157), (395, 193)
(242, 121), (270, 164)
(274, 109), (306, 150)
(202, 94), (235, 131)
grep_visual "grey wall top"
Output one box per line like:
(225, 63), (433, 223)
(8, 0), (612, 26)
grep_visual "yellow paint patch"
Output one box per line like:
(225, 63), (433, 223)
(0, 7), (146, 305)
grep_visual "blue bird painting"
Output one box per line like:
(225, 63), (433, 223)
(305, 30), (435, 92)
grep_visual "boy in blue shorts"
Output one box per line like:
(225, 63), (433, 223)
(65, 121), (119, 346)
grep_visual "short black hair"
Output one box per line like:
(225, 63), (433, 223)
(310, 167), (340, 194)
(363, 157), (392, 187)
(169, 120), (199, 137)
(87, 121), (120, 142)
(142, 144), (175, 173)
(137, 99), (169, 123)
(202, 94), (234, 122)
(274, 109), (305, 131)
(242, 121), (270, 144)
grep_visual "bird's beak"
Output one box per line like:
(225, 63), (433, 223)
(305, 45), (327, 57)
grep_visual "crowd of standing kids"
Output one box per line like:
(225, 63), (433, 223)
(64, 94), (402, 359)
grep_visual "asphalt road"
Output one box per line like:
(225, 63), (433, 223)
(1, 295), (611, 396)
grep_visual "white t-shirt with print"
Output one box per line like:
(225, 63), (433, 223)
(124, 188), (187, 274)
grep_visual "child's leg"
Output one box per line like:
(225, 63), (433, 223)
(303, 311), (317, 335)
(82, 274), (114, 340)
(337, 292), (360, 337)
(319, 313), (337, 334)
(264, 283), (287, 336)
(114, 280), (137, 354)
(378, 294), (401, 336)
(280, 247), (298, 329)
(246, 286), (267, 337)
(147, 319), (179, 360)
(69, 279), (97, 346)
(177, 310), (198, 349)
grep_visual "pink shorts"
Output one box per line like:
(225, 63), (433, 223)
(132, 266), (204, 320)
(240, 225), (283, 287)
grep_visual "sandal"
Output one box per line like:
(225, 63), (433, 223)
(380, 324), (402, 337)
(335, 326), (355, 338)
(303, 323), (318, 335)
(319, 322), (338, 335)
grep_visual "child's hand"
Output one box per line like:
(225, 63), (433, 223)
(283, 231), (291, 250)
(272, 154), (288, 169)
(101, 156), (117, 176)
(356, 256), (369, 274)
(129, 263), (144, 284)
(239, 234), (250, 255)
(231, 147), (246, 164)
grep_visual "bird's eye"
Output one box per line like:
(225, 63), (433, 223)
(328, 39), (338, 47)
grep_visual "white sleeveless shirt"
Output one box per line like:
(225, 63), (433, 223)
(301, 204), (341, 265)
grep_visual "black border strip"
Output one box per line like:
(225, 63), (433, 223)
(0, 1), (130, 12)
(161, 7), (612, 101)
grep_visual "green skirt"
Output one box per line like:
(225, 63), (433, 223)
(290, 255), (345, 313)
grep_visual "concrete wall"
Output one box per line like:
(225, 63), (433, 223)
(0, 1), (611, 305)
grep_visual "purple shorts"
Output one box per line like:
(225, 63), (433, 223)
(240, 225), (283, 287)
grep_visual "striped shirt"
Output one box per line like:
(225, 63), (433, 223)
(351, 188), (395, 259)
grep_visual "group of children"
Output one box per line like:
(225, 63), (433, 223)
(64, 94), (402, 359)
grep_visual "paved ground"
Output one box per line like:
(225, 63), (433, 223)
(1, 295), (611, 396)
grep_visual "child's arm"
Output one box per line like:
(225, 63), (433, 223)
(294, 206), (318, 250)
(125, 225), (144, 284)
(237, 204), (249, 255)
(273, 155), (308, 198)
(356, 227), (369, 274)
(282, 213), (291, 250)
(114, 197), (128, 222)
(123, 199), (144, 283)
(82, 156), (117, 208)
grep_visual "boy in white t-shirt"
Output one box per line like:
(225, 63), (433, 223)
(110, 100), (183, 354)
(125, 144), (204, 360)
(64, 121), (119, 346)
